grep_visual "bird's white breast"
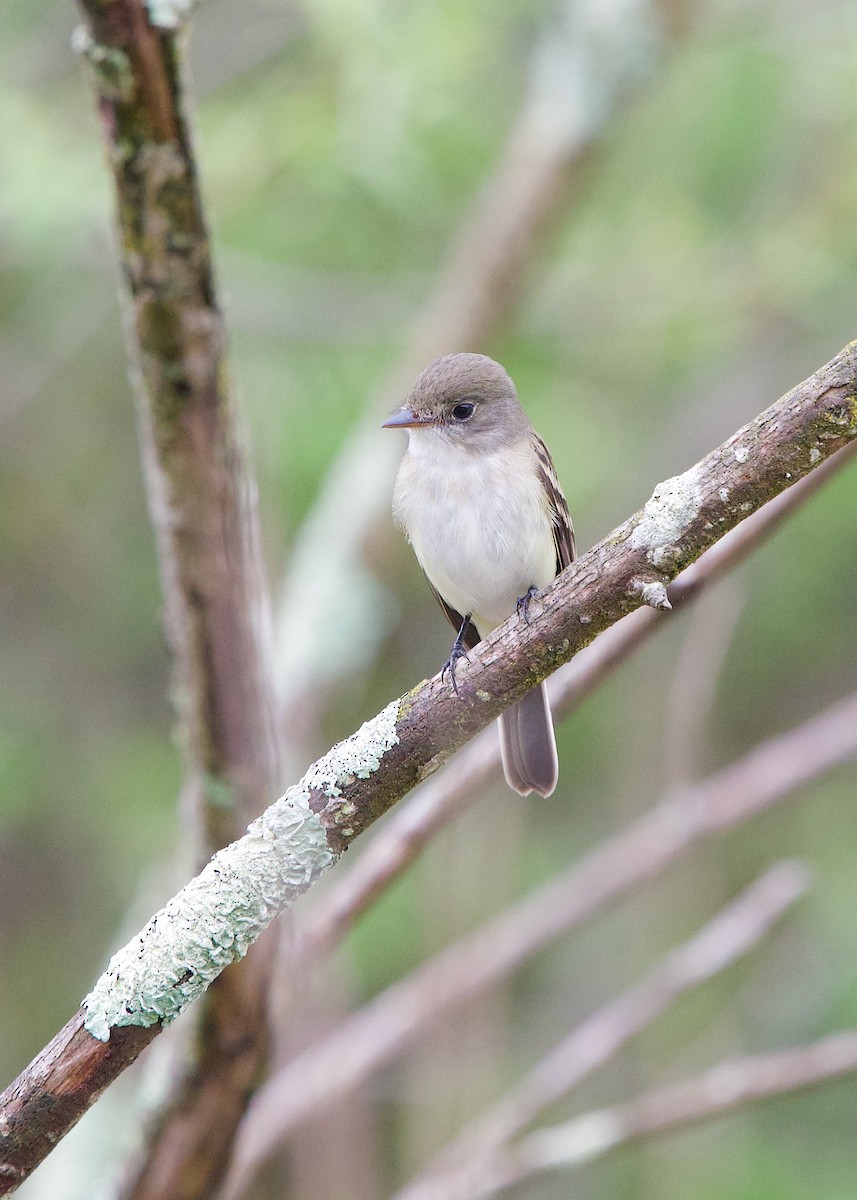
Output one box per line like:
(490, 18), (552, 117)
(392, 432), (556, 637)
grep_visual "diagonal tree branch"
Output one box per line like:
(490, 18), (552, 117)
(0, 342), (855, 1193)
(221, 685), (857, 1193)
(389, 861), (809, 1200)
(298, 439), (857, 960)
(293, 341), (856, 853)
(480, 1031), (857, 1197)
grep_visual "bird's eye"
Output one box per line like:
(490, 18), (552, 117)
(451, 402), (475, 421)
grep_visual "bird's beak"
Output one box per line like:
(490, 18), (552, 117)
(381, 406), (435, 429)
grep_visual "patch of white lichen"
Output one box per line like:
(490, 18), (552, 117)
(83, 701), (401, 1041)
(629, 464), (703, 569)
(303, 700), (401, 797)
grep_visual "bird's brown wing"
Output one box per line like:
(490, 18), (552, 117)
(533, 434), (575, 574)
(427, 581), (481, 649)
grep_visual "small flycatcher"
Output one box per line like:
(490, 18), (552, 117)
(383, 353), (574, 797)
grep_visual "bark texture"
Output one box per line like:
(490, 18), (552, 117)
(72, 2), (283, 1197)
(0, 1015), (157, 1192)
(77, 0), (281, 852)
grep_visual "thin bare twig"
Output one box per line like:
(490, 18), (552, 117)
(390, 862), (808, 1200)
(465, 1031), (857, 1197)
(224, 689), (857, 1193)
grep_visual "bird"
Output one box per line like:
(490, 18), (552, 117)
(383, 352), (574, 797)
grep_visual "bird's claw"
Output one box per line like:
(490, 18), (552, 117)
(442, 643), (470, 697)
(516, 585), (539, 625)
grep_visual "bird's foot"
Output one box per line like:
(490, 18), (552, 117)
(442, 615), (473, 697)
(442, 644), (469, 696)
(516, 586), (539, 625)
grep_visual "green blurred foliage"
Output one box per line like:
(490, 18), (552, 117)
(2, 0), (857, 1196)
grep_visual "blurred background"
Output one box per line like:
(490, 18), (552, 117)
(2, 0), (857, 1196)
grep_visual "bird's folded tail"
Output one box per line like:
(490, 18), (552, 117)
(498, 681), (558, 797)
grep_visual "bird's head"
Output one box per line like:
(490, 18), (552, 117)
(382, 353), (530, 452)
